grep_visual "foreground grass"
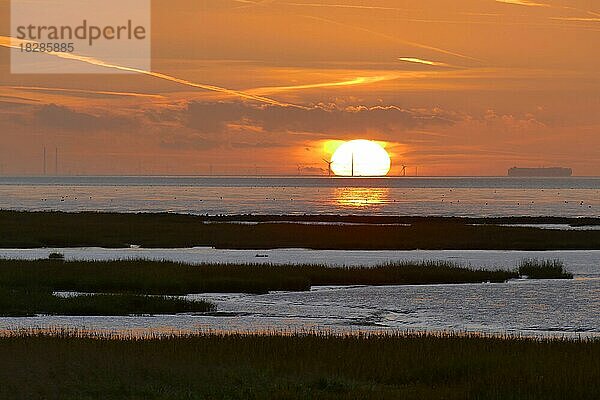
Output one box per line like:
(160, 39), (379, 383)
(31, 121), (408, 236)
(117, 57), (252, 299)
(0, 259), (523, 296)
(0, 331), (597, 400)
(0, 288), (214, 317)
(1, 211), (599, 249)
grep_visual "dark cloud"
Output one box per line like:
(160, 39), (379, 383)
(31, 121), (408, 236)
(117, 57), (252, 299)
(300, 166), (326, 175)
(159, 128), (297, 150)
(34, 104), (134, 131)
(159, 132), (222, 150)
(185, 102), (458, 138)
(152, 101), (461, 150)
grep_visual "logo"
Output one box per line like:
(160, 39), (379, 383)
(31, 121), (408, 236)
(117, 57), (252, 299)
(11, 0), (151, 74)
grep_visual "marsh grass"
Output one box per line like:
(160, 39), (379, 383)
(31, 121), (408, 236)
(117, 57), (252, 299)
(0, 259), (571, 316)
(0, 330), (597, 399)
(518, 259), (574, 279)
(1, 210), (599, 250)
(0, 259), (520, 296)
(0, 287), (214, 317)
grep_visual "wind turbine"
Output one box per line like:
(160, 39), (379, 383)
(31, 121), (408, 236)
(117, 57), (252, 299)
(322, 158), (333, 177)
(400, 164), (407, 177)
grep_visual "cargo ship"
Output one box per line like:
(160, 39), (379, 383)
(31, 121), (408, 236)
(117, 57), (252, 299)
(508, 167), (572, 177)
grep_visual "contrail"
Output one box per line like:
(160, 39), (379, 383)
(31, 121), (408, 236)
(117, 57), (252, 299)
(495, 0), (550, 7)
(280, 2), (406, 11)
(0, 36), (306, 109)
(232, 0), (276, 10)
(230, 0), (480, 62)
(495, 0), (600, 20)
(233, 0), (405, 12)
(237, 0), (600, 25)
(398, 57), (457, 68)
(551, 17), (600, 22)
(301, 15), (482, 63)
(10, 86), (166, 99)
(247, 75), (398, 94)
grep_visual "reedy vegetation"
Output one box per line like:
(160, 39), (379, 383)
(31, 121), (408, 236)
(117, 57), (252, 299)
(1, 211), (599, 249)
(0, 258), (571, 316)
(0, 331), (597, 400)
(0, 258), (530, 296)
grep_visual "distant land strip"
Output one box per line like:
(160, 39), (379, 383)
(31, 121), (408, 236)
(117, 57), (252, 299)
(0, 211), (599, 250)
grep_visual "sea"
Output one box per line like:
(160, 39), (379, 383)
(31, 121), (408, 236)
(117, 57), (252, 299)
(0, 176), (598, 217)
(0, 176), (599, 337)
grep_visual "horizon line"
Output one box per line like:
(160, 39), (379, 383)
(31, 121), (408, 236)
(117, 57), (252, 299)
(0, 174), (595, 179)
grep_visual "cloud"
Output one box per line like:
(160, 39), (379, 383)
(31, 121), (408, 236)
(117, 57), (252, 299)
(34, 104), (134, 131)
(185, 102), (457, 139)
(151, 101), (461, 151)
(0, 36), (302, 108)
(299, 166), (326, 174)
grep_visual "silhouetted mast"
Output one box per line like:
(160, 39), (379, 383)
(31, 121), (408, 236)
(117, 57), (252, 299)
(351, 152), (354, 177)
(43, 146), (46, 175)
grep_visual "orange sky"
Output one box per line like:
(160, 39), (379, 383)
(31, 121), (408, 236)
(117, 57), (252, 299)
(0, 0), (599, 176)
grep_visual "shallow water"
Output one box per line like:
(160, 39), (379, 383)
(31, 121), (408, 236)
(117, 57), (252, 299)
(1, 176), (598, 217)
(189, 279), (600, 337)
(0, 248), (598, 337)
(2, 279), (598, 338)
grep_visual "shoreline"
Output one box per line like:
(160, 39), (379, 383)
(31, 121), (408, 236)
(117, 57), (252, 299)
(3, 210), (600, 224)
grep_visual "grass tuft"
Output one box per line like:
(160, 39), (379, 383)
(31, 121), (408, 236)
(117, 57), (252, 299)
(0, 288), (214, 317)
(518, 259), (573, 279)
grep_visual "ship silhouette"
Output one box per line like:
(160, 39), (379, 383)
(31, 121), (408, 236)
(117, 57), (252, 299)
(508, 167), (572, 177)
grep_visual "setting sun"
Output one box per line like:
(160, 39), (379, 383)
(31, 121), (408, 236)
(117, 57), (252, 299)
(330, 140), (391, 177)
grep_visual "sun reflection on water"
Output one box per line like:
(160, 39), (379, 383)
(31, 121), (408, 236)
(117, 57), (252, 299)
(333, 187), (390, 208)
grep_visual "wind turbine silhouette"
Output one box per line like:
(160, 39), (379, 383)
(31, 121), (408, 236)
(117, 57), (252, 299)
(322, 158), (333, 177)
(400, 164), (408, 177)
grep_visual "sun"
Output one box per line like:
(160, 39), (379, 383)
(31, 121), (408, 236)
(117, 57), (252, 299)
(330, 140), (391, 177)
